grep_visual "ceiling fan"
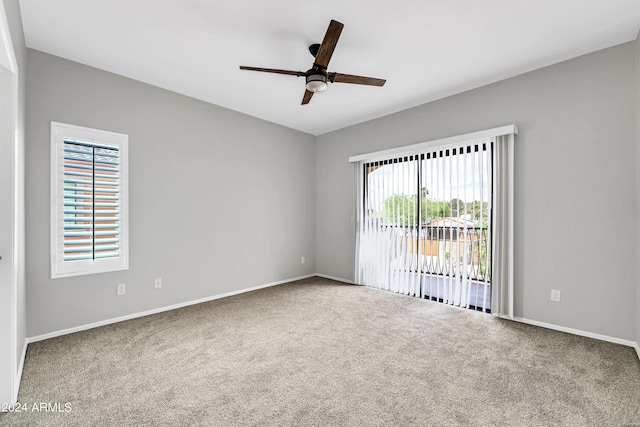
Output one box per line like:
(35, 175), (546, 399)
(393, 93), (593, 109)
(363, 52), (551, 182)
(239, 19), (386, 105)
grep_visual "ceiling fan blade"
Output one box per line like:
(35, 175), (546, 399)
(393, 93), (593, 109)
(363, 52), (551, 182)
(301, 89), (314, 105)
(329, 73), (386, 86)
(313, 20), (344, 70)
(239, 66), (305, 77)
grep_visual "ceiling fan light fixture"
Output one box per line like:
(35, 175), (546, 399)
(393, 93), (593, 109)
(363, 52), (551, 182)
(305, 74), (328, 92)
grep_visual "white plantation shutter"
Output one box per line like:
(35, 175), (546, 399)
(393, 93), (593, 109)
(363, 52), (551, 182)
(51, 122), (128, 278)
(62, 141), (120, 260)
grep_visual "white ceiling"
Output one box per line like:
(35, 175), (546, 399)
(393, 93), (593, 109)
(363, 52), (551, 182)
(18, 0), (640, 136)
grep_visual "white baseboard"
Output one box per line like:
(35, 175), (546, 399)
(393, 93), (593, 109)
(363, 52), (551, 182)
(27, 274), (315, 344)
(14, 338), (27, 401)
(511, 316), (638, 356)
(315, 273), (354, 284)
(24, 274), (640, 366)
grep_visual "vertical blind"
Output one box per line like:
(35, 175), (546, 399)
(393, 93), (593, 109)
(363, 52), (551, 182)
(358, 142), (492, 311)
(62, 139), (120, 261)
(422, 144), (492, 310)
(352, 126), (516, 317)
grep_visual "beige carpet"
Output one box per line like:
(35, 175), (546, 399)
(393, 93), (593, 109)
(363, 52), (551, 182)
(2, 277), (639, 426)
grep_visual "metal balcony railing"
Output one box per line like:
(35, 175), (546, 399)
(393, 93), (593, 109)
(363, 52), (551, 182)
(380, 224), (491, 283)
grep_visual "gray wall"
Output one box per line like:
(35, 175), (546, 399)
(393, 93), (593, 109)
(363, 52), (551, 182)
(23, 38), (640, 345)
(26, 50), (316, 337)
(3, 0), (26, 372)
(316, 42), (637, 341)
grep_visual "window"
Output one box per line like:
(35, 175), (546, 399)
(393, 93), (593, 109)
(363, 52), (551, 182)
(50, 122), (129, 279)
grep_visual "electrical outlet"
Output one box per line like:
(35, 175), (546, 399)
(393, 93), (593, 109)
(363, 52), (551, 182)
(300, 256), (305, 264)
(550, 289), (561, 302)
(154, 277), (162, 289)
(116, 283), (126, 296)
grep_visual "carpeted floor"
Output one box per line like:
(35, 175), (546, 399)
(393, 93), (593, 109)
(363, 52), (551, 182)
(2, 277), (639, 426)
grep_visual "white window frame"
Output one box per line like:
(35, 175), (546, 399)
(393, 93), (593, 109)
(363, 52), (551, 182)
(50, 121), (129, 279)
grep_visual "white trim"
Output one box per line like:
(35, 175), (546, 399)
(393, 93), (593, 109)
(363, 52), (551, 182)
(0, 1), (18, 406)
(352, 163), (360, 285)
(21, 275), (640, 360)
(507, 133), (515, 318)
(510, 316), (637, 350)
(14, 338), (26, 398)
(50, 121), (129, 279)
(27, 274), (315, 343)
(316, 273), (355, 284)
(348, 124), (518, 163)
(0, 0), (17, 73)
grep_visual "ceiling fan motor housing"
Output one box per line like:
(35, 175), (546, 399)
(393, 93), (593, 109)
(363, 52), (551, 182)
(305, 73), (328, 92)
(308, 43), (321, 57)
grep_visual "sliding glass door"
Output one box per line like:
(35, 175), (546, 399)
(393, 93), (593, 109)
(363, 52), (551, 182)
(359, 156), (421, 296)
(420, 143), (492, 311)
(357, 140), (493, 312)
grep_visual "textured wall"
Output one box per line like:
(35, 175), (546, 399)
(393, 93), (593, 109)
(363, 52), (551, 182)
(316, 43), (637, 341)
(26, 50), (316, 337)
